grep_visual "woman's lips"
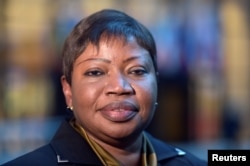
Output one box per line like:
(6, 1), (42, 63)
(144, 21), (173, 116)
(98, 101), (138, 122)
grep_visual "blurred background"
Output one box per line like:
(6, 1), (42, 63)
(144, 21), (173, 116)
(0, 0), (249, 163)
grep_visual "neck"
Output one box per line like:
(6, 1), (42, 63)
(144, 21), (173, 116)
(91, 134), (143, 166)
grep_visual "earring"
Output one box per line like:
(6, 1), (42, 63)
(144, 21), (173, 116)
(67, 106), (74, 111)
(155, 102), (158, 107)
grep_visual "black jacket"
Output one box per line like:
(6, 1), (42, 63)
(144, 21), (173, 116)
(3, 120), (207, 166)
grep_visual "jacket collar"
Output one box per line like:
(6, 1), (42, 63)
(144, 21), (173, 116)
(146, 132), (186, 161)
(50, 120), (185, 165)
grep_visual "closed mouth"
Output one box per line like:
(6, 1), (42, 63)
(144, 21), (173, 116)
(98, 101), (138, 122)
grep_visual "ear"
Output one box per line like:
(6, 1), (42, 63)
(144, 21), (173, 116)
(61, 75), (73, 107)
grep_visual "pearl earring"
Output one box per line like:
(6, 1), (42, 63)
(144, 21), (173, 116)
(67, 106), (74, 111)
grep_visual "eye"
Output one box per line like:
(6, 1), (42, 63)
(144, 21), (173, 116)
(84, 69), (104, 77)
(129, 67), (147, 76)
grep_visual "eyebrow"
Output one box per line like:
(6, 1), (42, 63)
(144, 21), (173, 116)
(122, 56), (141, 63)
(76, 55), (146, 66)
(76, 58), (111, 66)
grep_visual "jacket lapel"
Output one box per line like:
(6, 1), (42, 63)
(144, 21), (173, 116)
(50, 121), (103, 165)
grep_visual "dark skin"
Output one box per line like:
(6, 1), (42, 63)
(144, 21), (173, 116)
(61, 36), (158, 165)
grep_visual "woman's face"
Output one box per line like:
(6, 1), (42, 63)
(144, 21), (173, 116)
(62, 37), (158, 144)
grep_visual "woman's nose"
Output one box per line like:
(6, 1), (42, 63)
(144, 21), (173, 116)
(105, 73), (134, 96)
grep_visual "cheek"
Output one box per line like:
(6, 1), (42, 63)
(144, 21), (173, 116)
(71, 81), (102, 110)
(135, 81), (157, 128)
(140, 77), (157, 99)
(135, 78), (158, 111)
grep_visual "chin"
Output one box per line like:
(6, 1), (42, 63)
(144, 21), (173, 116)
(105, 123), (144, 140)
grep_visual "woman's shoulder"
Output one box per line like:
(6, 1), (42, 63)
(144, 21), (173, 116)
(145, 132), (207, 166)
(2, 144), (57, 166)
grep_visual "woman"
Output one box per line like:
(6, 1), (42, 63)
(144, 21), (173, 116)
(3, 9), (206, 166)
